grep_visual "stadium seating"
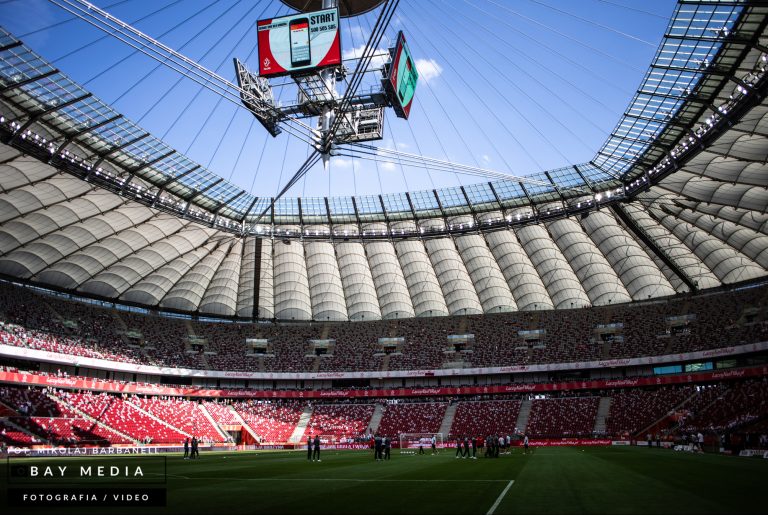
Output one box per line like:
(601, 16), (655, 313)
(525, 397), (600, 438)
(1, 281), (765, 374)
(232, 399), (306, 442)
(0, 419), (38, 446)
(302, 403), (375, 441)
(60, 391), (187, 443)
(202, 401), (240, 425)
(677, 379), (768, 432)
(449, 400), (522, 438)
(605, 386), (694, 436)
(130, 397), (225, 442)
(376, 401), (448, 438)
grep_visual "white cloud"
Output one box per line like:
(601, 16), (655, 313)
(333, 158), (353, 168)
(381, 161), (397, 171)
(482, 154), (491, 163)
(415, 58), (443, 83)
(397, 142), (410, 150)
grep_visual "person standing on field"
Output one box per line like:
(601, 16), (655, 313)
(313, 434), (321, 462)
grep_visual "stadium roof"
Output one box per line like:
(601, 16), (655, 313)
(0, 0), (766, 320)
(0, 1), (762, 235)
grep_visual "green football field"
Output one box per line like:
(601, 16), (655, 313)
(3, 446), (766, 514)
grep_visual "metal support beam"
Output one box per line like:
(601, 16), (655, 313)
(573, 165), (597, 193)
(9, 93), (92, 144)
(0, 69), (56, 93)
(52, 114), (122, 157)
(90, 132), (150, 170)
(0, 41), (22, 52)
(120, 150), (175, 193)
(182, 178), (223, 215)
(611, 203), (697, 292)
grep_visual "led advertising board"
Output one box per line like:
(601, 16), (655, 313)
(386, 31), (418, 119)
(257, 8), (341, 78)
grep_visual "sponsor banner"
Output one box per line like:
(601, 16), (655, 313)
(385, 31), (417, 119)
(1, 340), (765, 382)
(257, 8), (341, 77)
(510, 439), (613, 447)
(0, 365), (765, 399)
(738, 449), (766, 457)
(611, 441), (631, 446)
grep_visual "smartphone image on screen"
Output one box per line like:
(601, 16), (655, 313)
(398, 57), (413, 103)
(289, 18), (311, 68)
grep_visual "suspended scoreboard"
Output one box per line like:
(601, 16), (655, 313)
(257, 8), (342, 77)
(384, 31), (418, 119)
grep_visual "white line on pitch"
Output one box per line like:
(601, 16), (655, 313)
(486, 480), (515, 515)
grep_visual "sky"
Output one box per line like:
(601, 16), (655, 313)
(0, 0), (677, 202)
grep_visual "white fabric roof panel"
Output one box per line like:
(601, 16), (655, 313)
(0, 159), (58, 194)
(424, 237), (483, 316)
(547, 217), (632, 306)
(673, 201), (768, 235)
(364, 240), (415, 319)
(79, 225), (212, 299)
(50, 212), (174, 282)
(236, 237), (257, 319)
(513, 220), (591, 310)
(484, 228), (554, 311)
(669, 207), (768, 269)
(335, 241), (382, 321)
(305, 241), (348, 322)
(121, 242), (218, 307)
(256, 238), (274, 319)
(161, 240), (234, 313)
(659, 172), (768, 212)
(621, 203), (720, 291)
(273, 239), (312, 321)
(455, 234), (517, 314)
(394, 240), (449, 317)
(2, 78), (768, 323)
(647, 198), (766, 284)
(198, 238), (244, 317)
(707, 132), (768, 162)
(580, 210), (675, 301)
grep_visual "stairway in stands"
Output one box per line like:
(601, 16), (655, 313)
(594, 397), (612, 434)
(438, 402), (458, 437)
(368, 403), (385, 434)
(228, 406), (260, 442)
(124, 399), (192, 439)
(288, 405), (314, 443)
(198, 403), (230, 442)
(515, 399), (532, 433)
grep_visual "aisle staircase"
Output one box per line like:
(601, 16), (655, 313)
(124, 399), (192, 438)
(594, 397), (612, 433)
(515, 399), (532, 433)
(228, 406), (260, 441)
(198, 403), (230, 442)
(288, 405), (314, 443)
(439, 402), (458, 437)
(368, 403), (385, 434)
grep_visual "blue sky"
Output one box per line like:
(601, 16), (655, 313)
(0, 0), (676, 200)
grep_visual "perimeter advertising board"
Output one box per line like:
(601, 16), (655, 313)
(257, 8), (341, 77)
(385, 30), (418, 119)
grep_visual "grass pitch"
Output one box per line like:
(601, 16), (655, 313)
(4, 446), (766, 514)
